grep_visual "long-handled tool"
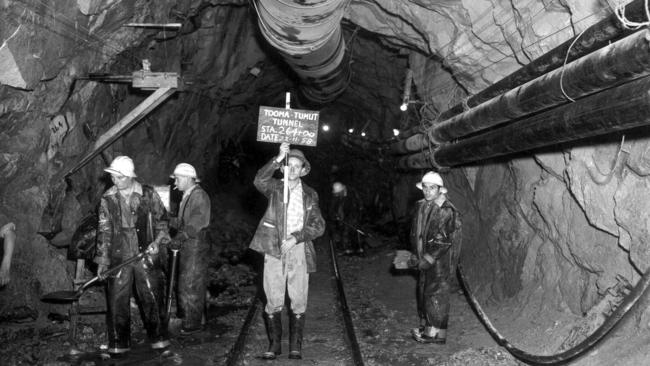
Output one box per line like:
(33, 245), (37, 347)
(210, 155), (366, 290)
(41, 252), (146, 302)
(165, 246), (180, 325)
(338, 220), (372, 237)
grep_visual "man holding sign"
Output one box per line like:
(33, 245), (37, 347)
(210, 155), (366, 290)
(249, 142), (325, 360)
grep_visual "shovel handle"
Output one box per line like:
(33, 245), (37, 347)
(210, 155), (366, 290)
(94, 252), (146, 284)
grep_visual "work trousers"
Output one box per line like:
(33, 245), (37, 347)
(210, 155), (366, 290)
(417, 266), (451, 330)
(263, 243), (309, 314)
(332, 221), (362, 252)
(106, 258), (168, 351)
(177, 238), (209, 330)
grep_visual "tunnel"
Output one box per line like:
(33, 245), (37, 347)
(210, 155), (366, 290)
(1, 0), (650, 365)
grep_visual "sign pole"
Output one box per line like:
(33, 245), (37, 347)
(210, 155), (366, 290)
(283, 93), (290, 243)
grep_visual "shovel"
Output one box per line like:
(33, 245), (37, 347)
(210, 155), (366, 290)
(41, 252), (146, 303)
(164, 246), (179, 326)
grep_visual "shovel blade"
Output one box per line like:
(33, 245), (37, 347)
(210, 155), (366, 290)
(41, 290), (81, 302)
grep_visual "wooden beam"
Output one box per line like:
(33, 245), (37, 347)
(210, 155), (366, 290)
(66, 87), (176, 176)
(132, 71), (180, 90)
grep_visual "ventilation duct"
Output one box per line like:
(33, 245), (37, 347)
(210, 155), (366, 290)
(255, 0), (351, 104)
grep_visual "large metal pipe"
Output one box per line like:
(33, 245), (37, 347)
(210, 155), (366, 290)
(255, 0), (350, 104)
(390, 133), (430, 155)
(431, 75), (650, 168)
(436, 0), (650, 122)
(431, 29), (650, 143)
(396, 151), (433, 170)
(392, 27), (650, 155)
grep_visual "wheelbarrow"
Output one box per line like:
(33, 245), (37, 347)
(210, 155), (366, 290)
(41, 252), (146, 303)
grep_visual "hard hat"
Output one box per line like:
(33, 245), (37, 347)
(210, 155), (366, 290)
(170, 163), (200, 182)
(104, 156), (137, 178)
(416, 171), (443, 190)
(332, 182), (346, 194)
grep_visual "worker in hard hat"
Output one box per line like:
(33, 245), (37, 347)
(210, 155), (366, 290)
(249, 142), (325, 360)
(329, 182), (364, 256)
(408, 171), (461, 345)
(95, 156), (171, 355)
(168, 163), (211, 336)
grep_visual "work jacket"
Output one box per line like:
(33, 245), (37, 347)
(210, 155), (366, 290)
(249, 159), (325, 272)
(410, 198), (460, 273)
(172, 185), (211, 243)
(94, 183), (169, 266)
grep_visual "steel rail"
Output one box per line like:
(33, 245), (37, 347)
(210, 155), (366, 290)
(223, 290), (262, 366)
(329, 238), (365, 366)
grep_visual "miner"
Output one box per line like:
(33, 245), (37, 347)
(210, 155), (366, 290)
(409, 171), (461, 344)
(329, 182), (364, 256)
(168, 163), (211, 335)
(95, 156), (170, 355)
(249, 142), (325, 360)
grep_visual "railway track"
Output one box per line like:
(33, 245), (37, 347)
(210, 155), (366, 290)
(224, 238), (364, 365)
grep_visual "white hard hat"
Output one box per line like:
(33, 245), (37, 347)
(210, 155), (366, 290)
(332, 182), (346, 194)
(416, 171), (443, 190)
(170, 163), (200, 182)
(104, 156), (137, 178)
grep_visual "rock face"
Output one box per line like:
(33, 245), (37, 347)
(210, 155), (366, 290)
(0, 0), (647, 345)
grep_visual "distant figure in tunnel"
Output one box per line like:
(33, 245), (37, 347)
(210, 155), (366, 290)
(249, 142), (325, 360)
(0, 222), (16, 287)
(329, 182), (364, 256)
(168, 163), (211, 335)
(95, 156), (171, 355)
(409, 171), (461, 344)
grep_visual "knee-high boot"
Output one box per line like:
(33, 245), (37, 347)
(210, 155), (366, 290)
(262, 312), (282, 359)
(289, 313), (305, 359)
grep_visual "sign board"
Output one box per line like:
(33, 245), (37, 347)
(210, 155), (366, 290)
(257, 106), (319, 146)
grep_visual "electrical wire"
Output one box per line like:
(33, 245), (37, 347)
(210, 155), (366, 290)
(614, 0), (650, 29)
(12, 0), (132, 57)
(7, 0), (152, 70)
(418, 8), (607, 106)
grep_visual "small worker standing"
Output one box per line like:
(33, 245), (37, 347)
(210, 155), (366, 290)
(249, 142), (325, 360)
(409, 171), (461, 344)
(329, 182), (364, 256)
(95, 156), (170, 355)
(168, 163), (211, 335)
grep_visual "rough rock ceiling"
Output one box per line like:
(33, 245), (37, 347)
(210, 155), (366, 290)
(6, 2), (650, 364)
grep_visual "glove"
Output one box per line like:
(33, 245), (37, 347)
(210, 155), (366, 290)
(97, 264), (109, 280)
(407, 254), (419, 269)
(169, 238), (183, 251)
(417, 258), (432, 270)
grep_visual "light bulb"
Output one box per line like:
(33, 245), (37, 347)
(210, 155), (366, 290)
(400, 103), (408, 111)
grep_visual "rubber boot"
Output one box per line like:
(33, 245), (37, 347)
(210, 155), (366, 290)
(262, 312), (282, 359)
(289, 313), (305, 359)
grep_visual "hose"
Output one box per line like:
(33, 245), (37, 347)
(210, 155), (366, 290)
(458, 263), (650, 365)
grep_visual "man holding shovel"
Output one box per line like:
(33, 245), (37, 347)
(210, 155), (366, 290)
(95, 156), (171, 356)
(249, 142), (325, 360)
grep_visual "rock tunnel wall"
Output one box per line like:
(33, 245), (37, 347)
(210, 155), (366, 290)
(0, 0), (274, 317)
(350, 0), (647, 324)
(0, 0), (648, 333)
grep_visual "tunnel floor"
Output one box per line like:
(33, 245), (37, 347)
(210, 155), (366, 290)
(0, 230), (634, 365)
